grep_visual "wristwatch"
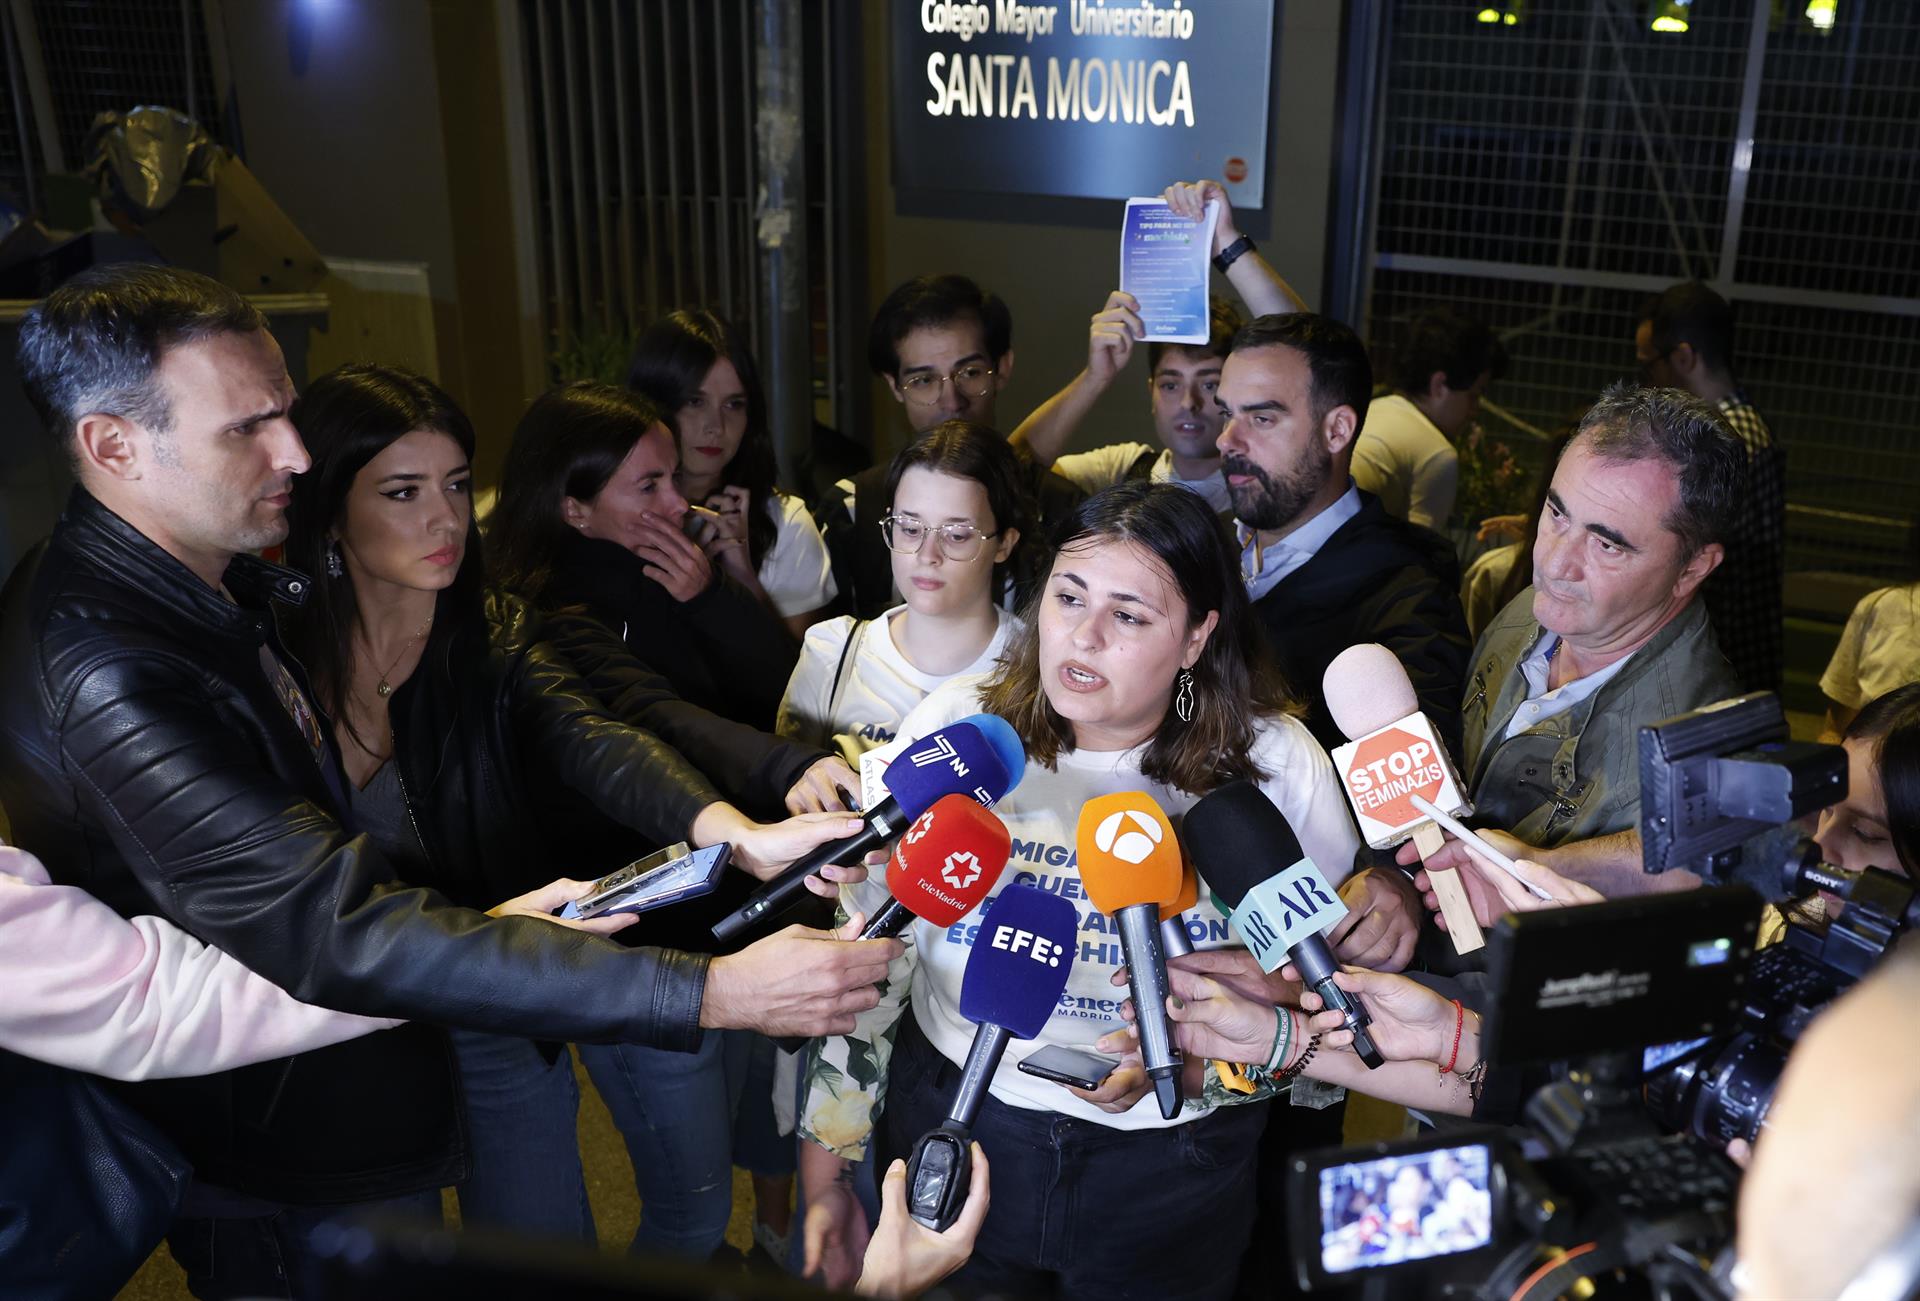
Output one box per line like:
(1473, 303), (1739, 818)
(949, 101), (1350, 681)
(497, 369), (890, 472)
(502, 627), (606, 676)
(1213, 234), (1256, 274)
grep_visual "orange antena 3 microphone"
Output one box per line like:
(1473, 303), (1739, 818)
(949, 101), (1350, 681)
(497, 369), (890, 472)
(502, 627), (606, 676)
(1077, 792), (1187, 1120)
(1322, 643), (1485, 954)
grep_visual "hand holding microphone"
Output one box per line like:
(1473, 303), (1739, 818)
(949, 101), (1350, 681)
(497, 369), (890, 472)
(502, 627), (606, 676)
(1323, 643), (1486, 955)
(903, 885), (1076, 1231)
(712, 714), (1025, 942)
(1182, 780), (1386, 1069)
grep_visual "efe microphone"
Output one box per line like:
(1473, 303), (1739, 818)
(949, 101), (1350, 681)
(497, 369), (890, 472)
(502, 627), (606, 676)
(1077, 792), (1188, 1119)
(1323, 643), (1486, 954)
(1182, 780), (1386, 1069)
(711, 714), (1023, 942)
(905, 885), (1076, 1230)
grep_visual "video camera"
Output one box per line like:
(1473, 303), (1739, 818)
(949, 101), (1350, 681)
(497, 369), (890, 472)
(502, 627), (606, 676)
(1283, 693), (1916, 1298)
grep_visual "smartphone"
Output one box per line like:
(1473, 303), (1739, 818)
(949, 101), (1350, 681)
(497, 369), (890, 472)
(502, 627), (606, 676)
(559, 842), (731, 920)
(683, 508), (719, 546)
(1017, 1044), (1119, 1091)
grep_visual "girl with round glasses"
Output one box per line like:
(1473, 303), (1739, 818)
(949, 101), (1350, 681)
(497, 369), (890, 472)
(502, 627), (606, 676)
(777, 421), (1031, 768)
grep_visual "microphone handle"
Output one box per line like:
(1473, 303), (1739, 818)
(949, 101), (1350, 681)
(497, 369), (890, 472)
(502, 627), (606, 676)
(709, 797), (902, 942)
(946, 1021), (1013, 1132)
(859, 897), (914, 940)
(1117, 902), (1183, 1119)
(1288, 933), (1385, 1070)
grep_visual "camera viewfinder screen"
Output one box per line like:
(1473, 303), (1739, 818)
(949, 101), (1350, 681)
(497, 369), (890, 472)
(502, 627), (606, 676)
(1317, 1143), (1493, 1274)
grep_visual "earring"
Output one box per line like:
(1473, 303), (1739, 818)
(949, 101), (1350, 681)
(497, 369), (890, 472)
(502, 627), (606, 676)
(325, 540), (344, 578)
(1175, 667), (1195, 723)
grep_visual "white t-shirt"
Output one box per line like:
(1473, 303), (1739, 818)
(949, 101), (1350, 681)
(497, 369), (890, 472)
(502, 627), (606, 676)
(776, 605), (1020, 765)
(1821, 584), (1920, 710)
(1351, 395), (1459, 530)
(848, 676), (1361, 1133)
(757, 491), (838, 618)
(1053, 442), (1233, 515)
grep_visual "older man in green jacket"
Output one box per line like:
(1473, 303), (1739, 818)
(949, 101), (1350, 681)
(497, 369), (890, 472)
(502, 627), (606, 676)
(1406, 382), (1745, 899)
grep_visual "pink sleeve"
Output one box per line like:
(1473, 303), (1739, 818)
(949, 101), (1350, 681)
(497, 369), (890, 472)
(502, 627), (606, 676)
(0, 845), (400, 1080)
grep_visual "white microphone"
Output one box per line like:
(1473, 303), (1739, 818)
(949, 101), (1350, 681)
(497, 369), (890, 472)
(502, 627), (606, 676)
(1322, 643), (1486, 954)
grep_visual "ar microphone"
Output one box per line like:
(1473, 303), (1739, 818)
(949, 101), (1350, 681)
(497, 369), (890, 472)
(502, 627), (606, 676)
(1324, 643), (1485, 955)
(711, 714), (1023, 942)
(860, 794), (1012, 940)
(1077, 793), (1188, 1120)
(905, 885), (1076, 1230)
(1183, 780), (1385, 1070)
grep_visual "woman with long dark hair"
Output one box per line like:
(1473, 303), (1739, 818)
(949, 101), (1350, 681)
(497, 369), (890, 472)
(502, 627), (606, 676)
(489, 381), (799, 729)
(795, 482), (1362, 1296)
(279, 363), (874, 1242)
(629, 309), (837, 639)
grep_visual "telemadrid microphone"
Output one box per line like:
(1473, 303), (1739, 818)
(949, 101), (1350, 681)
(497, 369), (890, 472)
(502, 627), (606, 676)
(859, 794), (1012, 941)
(904, 885), (1076, 1230)
(711, 715), (1023, 942)
(1323, 643), (1485, 954)
(1077, 792), (1188, 1119)
(1183, 780), (1385, 1070)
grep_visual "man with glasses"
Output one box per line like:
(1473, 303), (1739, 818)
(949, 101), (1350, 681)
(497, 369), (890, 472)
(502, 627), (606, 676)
(819, 274), (1083, 618)
(1633, 281), (1784, 695)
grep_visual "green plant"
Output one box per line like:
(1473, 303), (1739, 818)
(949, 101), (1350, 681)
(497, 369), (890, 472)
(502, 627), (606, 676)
(1453, 425), (1527, 528)
(548, 319), (641, 386)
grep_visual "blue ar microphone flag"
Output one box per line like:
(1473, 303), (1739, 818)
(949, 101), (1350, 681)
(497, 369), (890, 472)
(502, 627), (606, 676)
(906, 885), (1075, 1231)
(712, 718), (1018, 942)
(1230, 859), (1350, 975)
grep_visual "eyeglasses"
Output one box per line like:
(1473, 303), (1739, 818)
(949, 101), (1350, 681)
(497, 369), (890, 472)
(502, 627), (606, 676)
(880, 513), (998, 562)
(897, 363), (996, 406)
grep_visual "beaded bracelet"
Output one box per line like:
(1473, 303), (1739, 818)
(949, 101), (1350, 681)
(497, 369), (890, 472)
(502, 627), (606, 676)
(1440, 999), (1466, 1075)
(1276, 1032), (1321, 1081)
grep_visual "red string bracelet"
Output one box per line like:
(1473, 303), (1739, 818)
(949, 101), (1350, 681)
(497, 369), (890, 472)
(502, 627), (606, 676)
(1440, 999), (1465, 1075)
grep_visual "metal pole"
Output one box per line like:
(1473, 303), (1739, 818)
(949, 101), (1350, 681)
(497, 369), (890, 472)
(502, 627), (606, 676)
(182, 0), (196, 123)
(1716, 0), (1772, 290)
(753, 0), (808, 492)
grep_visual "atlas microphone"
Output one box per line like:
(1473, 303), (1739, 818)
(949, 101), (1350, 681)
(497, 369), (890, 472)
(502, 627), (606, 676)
(1323, 643), (1486, 955)
(905, 885), (1076, 1231)
(859, 794), (1013, 940)
(1183, 780), (1386, 1070)
(711, 714), (1024, 942)
(1077, 792), (1188, 1120)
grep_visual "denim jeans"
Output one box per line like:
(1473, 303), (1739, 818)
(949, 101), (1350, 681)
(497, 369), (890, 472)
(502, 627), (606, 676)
(169, 1189), (441, 1300)
(447, 1028), (594, 1241)
(578, 1028), (794, 1259)
(880, 1018), (1267, 1300)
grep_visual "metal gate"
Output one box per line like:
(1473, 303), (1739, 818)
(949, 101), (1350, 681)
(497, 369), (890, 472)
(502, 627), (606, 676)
(1346, 0), (1920, 581)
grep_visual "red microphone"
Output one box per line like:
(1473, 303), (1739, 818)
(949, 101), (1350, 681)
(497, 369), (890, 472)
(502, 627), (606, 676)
(860, 793), (1012, 940)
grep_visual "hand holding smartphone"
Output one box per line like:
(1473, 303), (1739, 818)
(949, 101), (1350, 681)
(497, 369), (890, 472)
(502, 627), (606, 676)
(1016, 1044), (1120, 1091)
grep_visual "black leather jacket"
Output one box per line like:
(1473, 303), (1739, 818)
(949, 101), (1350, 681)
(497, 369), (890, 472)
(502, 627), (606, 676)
(0, 490), (714, 1205)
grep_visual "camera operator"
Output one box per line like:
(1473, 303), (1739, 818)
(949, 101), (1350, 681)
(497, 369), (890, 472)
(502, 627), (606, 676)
(1734, 936), (1920, 1300)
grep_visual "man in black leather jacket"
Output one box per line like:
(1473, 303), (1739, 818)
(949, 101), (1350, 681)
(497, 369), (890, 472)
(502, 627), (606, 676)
(0, 264), (902, 1297)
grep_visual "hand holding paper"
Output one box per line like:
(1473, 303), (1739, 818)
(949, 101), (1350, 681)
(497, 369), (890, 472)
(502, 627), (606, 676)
(1119, 197), (1219, 343)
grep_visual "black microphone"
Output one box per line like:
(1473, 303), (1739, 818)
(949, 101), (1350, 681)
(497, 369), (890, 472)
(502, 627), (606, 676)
(710, 716), (1022, 943)
(1182, 780), (1385, 1070)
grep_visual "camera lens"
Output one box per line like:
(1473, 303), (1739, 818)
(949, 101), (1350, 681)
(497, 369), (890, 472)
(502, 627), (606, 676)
(1647, 1033), (1786, 1145)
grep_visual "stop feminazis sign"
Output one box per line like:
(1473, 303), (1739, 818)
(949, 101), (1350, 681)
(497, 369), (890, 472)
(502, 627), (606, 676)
(1329, 714), (1470, 848)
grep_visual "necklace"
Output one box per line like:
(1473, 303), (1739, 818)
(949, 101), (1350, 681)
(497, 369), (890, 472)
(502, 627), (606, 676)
(369, 615), (433, 698)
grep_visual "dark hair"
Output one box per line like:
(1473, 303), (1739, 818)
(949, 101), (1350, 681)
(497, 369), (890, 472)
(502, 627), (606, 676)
(882, 420), (1034, 542)
(1388, 305), (1509, 394)
(979, 481), (1297, 793)
(1845, 683), (1920, 879)
(488, 382), (667, 600)
(1572, 380), (1744, 557)
(625, 309), (778, 567)
(1147, 298), (1244, 373)
(1228, 312), (1374, 438)
(282, 364), (484, 751)
(866, 274), (1013, 379)
(15, 262), (267, 459)
(1639, 281), (1737, 375)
